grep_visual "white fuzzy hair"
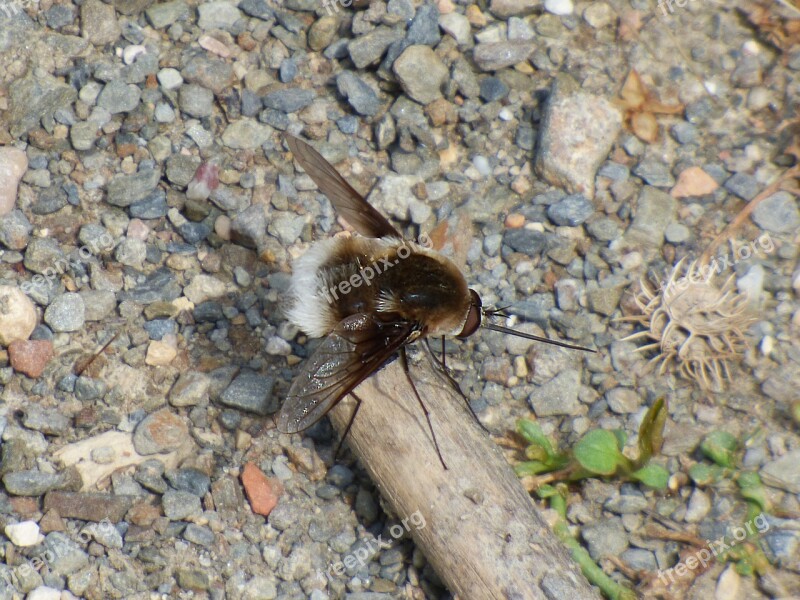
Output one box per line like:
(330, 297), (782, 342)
(286, 236), (439, 338)
(285, 237), (343, 338)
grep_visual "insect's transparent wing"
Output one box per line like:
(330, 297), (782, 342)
(278, 313), (417, 433)
(284, 134), (400, 239)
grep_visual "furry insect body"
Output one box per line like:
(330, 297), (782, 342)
(287, 235), (472, 340)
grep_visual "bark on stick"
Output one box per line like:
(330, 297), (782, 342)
(327, 357), (599, 600)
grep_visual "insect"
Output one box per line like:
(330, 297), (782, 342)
(278, 135), (593, 469)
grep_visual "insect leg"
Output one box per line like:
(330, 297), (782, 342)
(422, 339), (489, 434)
(334, 391), (363, 461)
(400, 346), (448, 470)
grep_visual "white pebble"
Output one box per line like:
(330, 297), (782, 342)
(544, 0), (574, 16)
(472, 155), (491, 177)
(122, 45), (146, 65)
(5, 521), (43, 547)
(26, 587), (62, 600)
(157, 68), (184, 90)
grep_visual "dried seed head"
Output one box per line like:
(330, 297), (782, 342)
(624, 259), (756, 390)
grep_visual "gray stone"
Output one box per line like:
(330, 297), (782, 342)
(662, 223), (690, 245)
(221, 119), (273, 149)
(184, 523), (215, 547)
(262, 88), (315, 113)
(135, 459), (168, 493)
(473, 42), (535, 71)
(723, 172), (759, 201)
(624, 186), (677, 248)
(761, 448), (800, 494)
(44, 293), (86, 332)
(547, 194), (594, 226)
(348, 27), (404, 69)
(439, 13), (471, 46)
(586, 284), (623, 317)
(181, 56), (236, 94)
(179, 84), (214, 118)
(585, 217), (622, 242)
(581, 517), (628, 560)
(24, 238), (69, 273)
(2, 470), (64, 496)
(219, 370), (276, 415)
(130, 190), (168, 219)
(44, 532), (89, 575)
(620, 548), (657, 571)
(633, 159), (675, 187)
(337, 72), (381, 116)
(146, 0), (190, 28)
(166, 154), (202, 187)
(23, 406), (70, 435)
(479, 77), (509, 102)
(114, 238), (147, 268)
(163, 490), (202, 520)
(451, 58), (481, 99)
(96, 79), (142, 114)
(535, 75), (622, 199)
(528, 369), (581, 416)
(197, 1), (243, 31)
(238, 0), (274, 20)
(81, 0), (122, 45)
(751, 191), (799, 234)
(166, 468), (211, 496)
(394, 45), (448, 104)
(0, 210), (32, 250)
(70, 121), (100, 151)
(502, 229), (547, 256)
(79, 290), (117, 322)
(8, 71), (77, 138)
(605, 387), (641, 414)
(46, 4), (76, 28)
(106, 168), (161, 207)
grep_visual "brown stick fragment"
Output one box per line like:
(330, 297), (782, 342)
(699, 165), (800, 267)
(327, 357), (600, 600)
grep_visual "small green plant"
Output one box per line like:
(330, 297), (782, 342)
(514, 398), (670, 490)
(687, 429), (772, 576)
(538, 483), (637, 600)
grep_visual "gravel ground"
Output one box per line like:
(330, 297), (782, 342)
(0, 0), (799, 599)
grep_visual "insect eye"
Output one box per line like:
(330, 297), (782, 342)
(457, 290), (482, 339)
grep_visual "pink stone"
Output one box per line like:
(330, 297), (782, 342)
(186, 162), (219, 201)
(8, 340), (54, 378)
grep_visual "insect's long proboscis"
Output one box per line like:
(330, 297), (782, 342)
(481, 322), (596, 353)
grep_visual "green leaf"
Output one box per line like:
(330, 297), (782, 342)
(612, 429), (628, 451)
(517, 419), (554, 457)
(514, 461), (551, 477)
(525, 445), (550, 462)
(700, 431), (738, 467)
(688, 463), (722, 485)
(734, 560), (754, 577)
(638, 398), (667, 463)
(632, 464), (670, 489)
(737, 471), (770, 513)
(536, 484), (558, 499)
(574, 429), (624, 476)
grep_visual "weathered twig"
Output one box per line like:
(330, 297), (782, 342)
(327, 356), (600, 600)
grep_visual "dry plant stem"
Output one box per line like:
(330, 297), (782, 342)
(328, 358), (599, 600)
(699, 165), (800, 267)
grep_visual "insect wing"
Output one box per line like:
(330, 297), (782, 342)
(284, 134), (400, 239)
(278, 313), (417, 433)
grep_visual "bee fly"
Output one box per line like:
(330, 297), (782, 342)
(278, 135), (594, 469)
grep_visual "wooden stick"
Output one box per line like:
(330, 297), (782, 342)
(327, 356), (599, 600)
